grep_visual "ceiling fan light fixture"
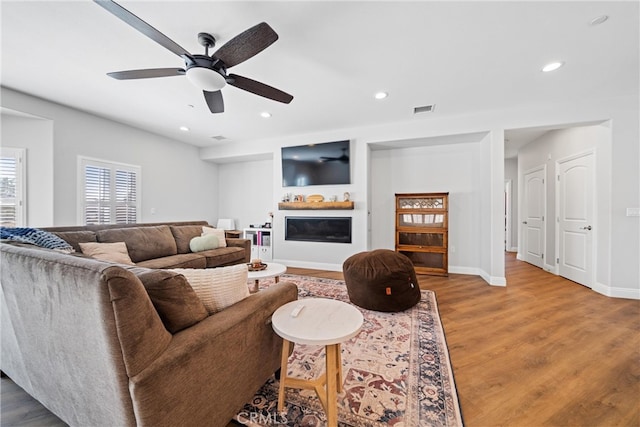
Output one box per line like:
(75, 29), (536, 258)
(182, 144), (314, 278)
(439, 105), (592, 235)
(186, 67), (227, 91)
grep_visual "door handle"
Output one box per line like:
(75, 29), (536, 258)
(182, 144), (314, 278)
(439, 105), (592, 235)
(522, 221), (528, 225)
(580, 225), (592, 230)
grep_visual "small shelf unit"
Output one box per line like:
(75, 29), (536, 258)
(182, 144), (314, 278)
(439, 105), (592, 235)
(395, 192), (449, 276)
(243, 227), (272, 261)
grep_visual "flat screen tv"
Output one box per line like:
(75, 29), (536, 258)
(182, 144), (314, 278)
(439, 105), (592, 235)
(282, 140), (351, 187)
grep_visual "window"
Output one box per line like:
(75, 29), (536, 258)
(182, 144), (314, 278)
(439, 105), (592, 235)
(79, 157), (140, 225)
(0, 147), (26, 227)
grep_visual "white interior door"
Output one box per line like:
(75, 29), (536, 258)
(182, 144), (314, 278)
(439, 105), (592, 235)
(558, 152), (594, 287)
(523, 167), (545, 268)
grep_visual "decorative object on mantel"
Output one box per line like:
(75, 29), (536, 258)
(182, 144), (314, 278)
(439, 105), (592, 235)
(306, 194), (324, 203)
(343, 191), (351, 201)
(278, 201), (354, 210)
(293, 194), (305, 202)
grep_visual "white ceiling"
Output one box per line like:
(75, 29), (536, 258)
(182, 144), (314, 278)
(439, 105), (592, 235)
(1, 1), (638, 154)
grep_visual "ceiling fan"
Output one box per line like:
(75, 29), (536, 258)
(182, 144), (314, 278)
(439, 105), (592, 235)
(94, 0), (293, 113)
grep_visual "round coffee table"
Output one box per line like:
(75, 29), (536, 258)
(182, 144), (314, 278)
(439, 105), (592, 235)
(271, 298), (363, 426)
(247, 262), (287, 293)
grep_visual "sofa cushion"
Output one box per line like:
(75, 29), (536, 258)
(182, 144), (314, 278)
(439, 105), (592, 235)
(190, 234), (219, 253)
(200, 247), (246, 268)
(79, 242), (135, 265)
(136, 254), (207, 269)
(97, 225), (177, 263)
(137, 270), (209, 333)
(51, 230), (97, 252)
(170, 225), (206, 254)
(171, 264), (249, 314)
(202, 226), (227, 248)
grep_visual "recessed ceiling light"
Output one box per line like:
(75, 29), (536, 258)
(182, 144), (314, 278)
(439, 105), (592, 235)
(589, 15), (608, 26)
(374, 92), (388, 100)
(260, 112), (272, 118)
(179, 126), (190, 132)
(542, 62), (564, 72)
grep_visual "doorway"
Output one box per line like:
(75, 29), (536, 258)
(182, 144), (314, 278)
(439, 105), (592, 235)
(556, 150), (595, 288)
(522, 165), (546, 269)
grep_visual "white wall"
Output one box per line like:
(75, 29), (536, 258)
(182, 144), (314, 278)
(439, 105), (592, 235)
(201, 94), (638, 297)
(518, 124), (604, 270)
(370, 142), (482, 274)
(216, 158), (274, 230)
(1, 88), (219, 226)
(1, 112), (54, 227)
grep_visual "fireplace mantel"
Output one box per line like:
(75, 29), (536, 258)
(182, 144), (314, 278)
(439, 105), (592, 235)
(278, 201), (354, 210)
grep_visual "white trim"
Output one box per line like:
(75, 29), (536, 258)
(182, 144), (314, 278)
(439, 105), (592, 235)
(521, 164), (547, 269)
(77, 155), (142, 225)
(0, 147), (27, 226)
(593, 282), (640, 300)
(505, 179), (512, 252)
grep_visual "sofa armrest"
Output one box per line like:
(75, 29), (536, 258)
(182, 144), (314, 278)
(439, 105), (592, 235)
(128, 281), (298, 426)
(226, 238), (251, 263)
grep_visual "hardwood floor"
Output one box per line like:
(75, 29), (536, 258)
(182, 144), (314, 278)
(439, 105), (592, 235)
(2, 253), (639, 426)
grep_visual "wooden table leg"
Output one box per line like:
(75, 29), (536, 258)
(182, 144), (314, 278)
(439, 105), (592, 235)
(251, 279), (259, 293)
(278, 339), (292, 412)
(325, 344), (340, 427)
(335, 343), (343, 393)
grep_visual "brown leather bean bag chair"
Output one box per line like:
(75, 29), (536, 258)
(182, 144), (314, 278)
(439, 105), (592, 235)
(342, 249), (421, 312)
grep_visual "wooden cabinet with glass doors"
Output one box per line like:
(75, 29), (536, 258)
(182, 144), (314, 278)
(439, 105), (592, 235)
(395, 193), (448, 276)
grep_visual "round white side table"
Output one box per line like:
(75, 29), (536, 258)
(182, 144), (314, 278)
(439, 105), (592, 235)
(247, 262), (287, 293)
(271, 298), (363, 426)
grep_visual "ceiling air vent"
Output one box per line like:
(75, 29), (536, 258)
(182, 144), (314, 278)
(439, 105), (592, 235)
(413, 104), (435, 114)
(211, 135), (227, 141)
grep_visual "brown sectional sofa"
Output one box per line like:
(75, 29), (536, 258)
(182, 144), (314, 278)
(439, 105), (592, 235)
(0, 221), (298, 426)
(44, 220), (251, 268)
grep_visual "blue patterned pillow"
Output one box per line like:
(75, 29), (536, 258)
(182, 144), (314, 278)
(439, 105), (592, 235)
(0, 227), (74, 253)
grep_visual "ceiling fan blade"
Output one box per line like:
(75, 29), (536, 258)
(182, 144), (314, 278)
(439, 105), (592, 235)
(107, 68), (185, 80)
(228, 74), (293, 104)
(94, 0), (190, 58)
(203, 90), (224, 113)
(214, 22), (278, 68)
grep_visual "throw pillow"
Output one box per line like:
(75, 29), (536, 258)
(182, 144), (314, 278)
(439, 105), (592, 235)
(170, 264), (249, 314)
(79, 242), (135, 265)
(189, 234), (219, 253)
(137, 270), (209, 333)
(201, 226), (227, 248)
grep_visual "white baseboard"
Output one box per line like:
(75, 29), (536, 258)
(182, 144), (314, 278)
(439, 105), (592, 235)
(543, 262), (559, 275)
(516, 252), (524, 261)
(450, 266), (506, 287)
(449, 265), (479, 275)
(593, 282), (640, 300)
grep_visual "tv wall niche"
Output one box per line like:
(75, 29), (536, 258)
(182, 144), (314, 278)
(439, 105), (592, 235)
(282, 140), (350, 187)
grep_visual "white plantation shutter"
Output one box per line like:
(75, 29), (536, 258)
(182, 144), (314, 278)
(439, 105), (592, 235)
(79, 157), (140, 225)
(115, 169), (137, 224)
(0, 148), (26, 227)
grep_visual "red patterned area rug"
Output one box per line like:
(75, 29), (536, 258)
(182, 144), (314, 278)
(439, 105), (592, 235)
(238, 274), (463, 427)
